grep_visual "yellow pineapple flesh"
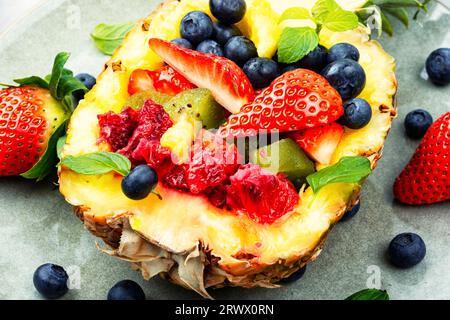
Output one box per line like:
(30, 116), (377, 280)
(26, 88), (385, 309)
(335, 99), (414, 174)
(59, 0), (397, 297)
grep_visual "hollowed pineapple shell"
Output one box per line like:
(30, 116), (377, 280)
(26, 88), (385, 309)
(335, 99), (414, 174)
(59, 0), (397, 298)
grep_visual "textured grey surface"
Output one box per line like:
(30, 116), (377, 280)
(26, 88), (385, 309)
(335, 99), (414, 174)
(0, 0), (449, 300)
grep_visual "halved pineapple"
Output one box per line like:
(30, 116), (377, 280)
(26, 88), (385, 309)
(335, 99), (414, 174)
(59, 0), (397, 298)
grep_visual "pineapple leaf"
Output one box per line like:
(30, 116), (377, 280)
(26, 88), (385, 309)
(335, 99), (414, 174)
(60, 152), (131, 176)
(306, 156), (372, 193)
(345, 289), (390, 300)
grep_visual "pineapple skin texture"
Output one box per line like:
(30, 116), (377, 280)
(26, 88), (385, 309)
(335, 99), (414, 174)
(59, 0), (397, 298)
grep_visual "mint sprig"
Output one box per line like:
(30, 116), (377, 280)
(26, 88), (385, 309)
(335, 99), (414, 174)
(306, 156), (372, 193)
(91, 22), (135, 56)
(357, 0), (432, 36)
(60, 152), (131, 176)
(345, 289), (390, 300)
(277, 0), (359, 64)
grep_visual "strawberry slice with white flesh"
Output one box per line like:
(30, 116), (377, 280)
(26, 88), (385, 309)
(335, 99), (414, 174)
(149, 38), (254, 114)
(288, 123), (344, 165)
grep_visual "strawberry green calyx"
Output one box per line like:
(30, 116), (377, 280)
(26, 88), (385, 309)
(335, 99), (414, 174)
(1, 52), (87, 180)
(12, 52), (87, 112)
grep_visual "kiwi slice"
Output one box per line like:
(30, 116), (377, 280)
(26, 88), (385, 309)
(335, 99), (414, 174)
(125, 90), (172, 110)
(250, 138), (315, 182)
(163, 88), (226, 129)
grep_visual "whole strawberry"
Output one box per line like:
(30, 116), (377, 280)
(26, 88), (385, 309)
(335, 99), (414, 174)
(218, 69), (343, 138)
(0, 53), (86, 180)
(394, 111), (450, 205)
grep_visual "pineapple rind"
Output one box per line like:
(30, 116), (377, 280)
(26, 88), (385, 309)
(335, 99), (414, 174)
(59, 0), (396, 297)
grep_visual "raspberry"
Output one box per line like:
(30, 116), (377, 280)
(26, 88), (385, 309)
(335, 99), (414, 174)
(98, 107), (139, 151)
(183, 131), (240, 194)
(98, 99), (173, 165)
(120, 100), (173, 157)
(227, 164), (299, 224)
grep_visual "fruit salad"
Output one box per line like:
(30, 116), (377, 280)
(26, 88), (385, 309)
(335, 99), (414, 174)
(89, 0), (376, 226)
(55, 0), (399, 298)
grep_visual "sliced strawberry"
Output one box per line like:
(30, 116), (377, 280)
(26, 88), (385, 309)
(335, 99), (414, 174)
(154, 65), (196, 96)
(149, 38), (254, 114)
(218, 69), (343, 138)
(128, 69), (156, 95)
(128, 66), (195, 96)
(288, 123), (344, 165)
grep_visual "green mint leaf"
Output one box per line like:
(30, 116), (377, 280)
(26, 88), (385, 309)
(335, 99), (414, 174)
(312, 0), (339, 23)
(277, 27), (319, 64)
(21, 121), (68, 181)
(57, 135), (67, 160)
(345, 289), (390, 300)
(60, 152), (131, 176)
(306, 156), (372, 193)
(91, 22), (135, 56)
(384, 7), (409, 27)
(279, 7), (313, 23)
(323, 8), (359, 31)
(312, 0), (358, 31)
(373, 0), (424, 8)
(380, 10), (394, 36)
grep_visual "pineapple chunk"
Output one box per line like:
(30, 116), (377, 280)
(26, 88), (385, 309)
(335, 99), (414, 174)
(160, 116), (195, 164)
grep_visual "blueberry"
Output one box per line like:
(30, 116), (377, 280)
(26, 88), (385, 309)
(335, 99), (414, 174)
(292, 177), (306, 192)
(121, 165), (158, 200)
(33, 263), (69, 299)
(243, 58), (281, 89)
(210, 0), (246, 24)
(340, 98), (372, 129)
(278, 266), (307, 284)
(73, 73), (96, 102)
(340, 201), (360, 222)
(404, 109), (433, 139)
(107, 280), (146, 300)
(171, 38), (193, 50)
(180, 11), (214, 45)
(321, 59), (366, 101)
(425, 48), (450, 86)
(298, 45), (328, 72)
(213, 22), (242, 46)
(388, 233), (426, 268)
(224, 36), (258, 67)
(282, 64), (300, 74)
(196, 39), (224, 56)
(328, 43), (360, 63)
